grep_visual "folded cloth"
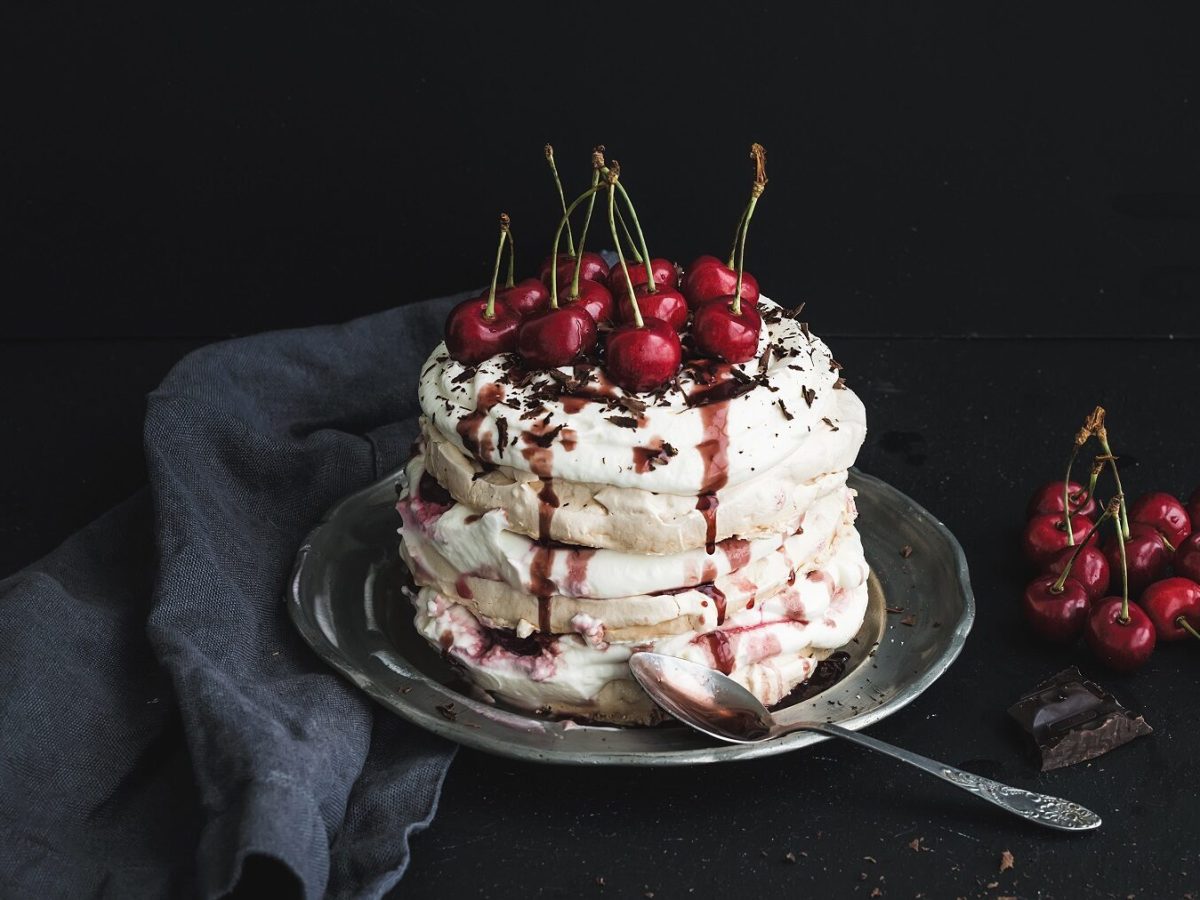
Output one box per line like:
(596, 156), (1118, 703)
(0, 292), (473, 899)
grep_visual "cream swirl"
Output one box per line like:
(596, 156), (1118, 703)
(417, 297), (852, 495)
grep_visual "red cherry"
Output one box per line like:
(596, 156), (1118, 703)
(1129, 491), (1192, 547)
(1044, 544), (1110, 602)
(605, 318), (683, 393)
(1022, 574), (1090, 641)
(1103, 523), (1171, 597)
(1186, 487), (1200, 533)
(616, 284), (689, 331)
(1085, 597), (1156, 671)
(494, 278), (550, 317)
(444, 296), (520, 365)
(561, 279), (615, 324)
(612, 257), (678, 292)
(1140, 577), (1200, 641)
(681, 256), (761, 308)
(516, 306), (597, 368)
(691, 298), (763, 364)
(1021, 512), (1096, 568)
(1025, 480), (1099, 519)
(539, 252), (610, 287)
(1175, 532), (1200, 582)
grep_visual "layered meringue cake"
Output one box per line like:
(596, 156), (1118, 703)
(397, 299), (868, 725)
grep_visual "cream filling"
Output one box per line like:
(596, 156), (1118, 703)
(398, 452), (855, 602)
(410, 527), (869, 724)
(418, 297), (855, 495)
(418, 385), (864, 553)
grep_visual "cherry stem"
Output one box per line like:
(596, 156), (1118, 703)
(1177, 616), (1200, 642)
(731, 143), (768, 316)
(1095, 423), (1130, 539)
(607, 180), (642, 327)
(1113, 496), (1130, 622)
(484, 214), (510, 320)
(1062, 444), (1081, 546)
(1051, 502), (1116, 593)
(504, 228), (515, 289)
(572, 149), (606, 296)
(544, 144), (575, 258)
(549, 185), (606, 310)
(727, 205), (749, 269)
(615, 206), (643, 263)
(1086, 456), (1103, 502)
(613, 178), (657, 293)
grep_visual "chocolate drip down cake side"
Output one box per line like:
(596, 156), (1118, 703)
(395, 145), (871, 725)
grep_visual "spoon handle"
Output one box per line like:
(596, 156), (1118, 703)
(814, 723), (1101, 832)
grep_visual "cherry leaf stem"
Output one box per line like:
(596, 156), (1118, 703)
(544, 144), (576, 258)
(484, 214), (510, 320)
(607, 183), (642, 328)
(549, 185), (607, 309)
(1051, 502), (1115, 593)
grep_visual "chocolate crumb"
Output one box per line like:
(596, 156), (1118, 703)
(908, 838), (920, 851)
(870, 889), (882, 898)
(999, 850), (1014, 873)
(595, 876), (605, 887)
(777, 399), (794, 421)
(885, 605), (905, 614)
(821, 416), (839, 431)
(900, 545), (913, 558)
(900, 614), (917, 627)
(784, 852), (797, 864)
(436, 703), (457, 722)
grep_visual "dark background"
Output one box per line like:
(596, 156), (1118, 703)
(6, 2), (1200, 898)
(6, 2), (1200, 339)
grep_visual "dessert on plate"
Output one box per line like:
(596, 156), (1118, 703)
(396, 145), (869, 724)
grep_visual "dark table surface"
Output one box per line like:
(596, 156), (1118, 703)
(5, 333), (1198, 899)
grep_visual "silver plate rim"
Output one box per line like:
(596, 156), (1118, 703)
(288, 467), (975, 766)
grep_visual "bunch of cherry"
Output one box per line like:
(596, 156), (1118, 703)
(1021, 405), (1200, 672)
(444, 143), (771, 392)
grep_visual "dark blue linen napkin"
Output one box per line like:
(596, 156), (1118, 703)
(0, 293), (470, 898)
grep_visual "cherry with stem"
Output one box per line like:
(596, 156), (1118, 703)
(692, 144), (768, 363)
(444, 213), (520, 364)
(602, 164), (682, 392)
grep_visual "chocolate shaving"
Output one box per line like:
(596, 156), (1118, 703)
(436, 703), (457, 722)
(799, 321), (811, 339)
(777, 399), (794, 421)
(785, 302), (806, 319)
(605, 415), (639, 430)
(526, 424), (563, 447)
(829, 359), (843, 371)
(822, 416), (839, 431)
(900, 545), (913, 558)
(451, 368), (477, 384)
(801, 386), (816, 407)
(899, 614), (917, 627)
(618, 395), (647, 414)
(833, 377), (847, 390)
(495, 416), (509, 456)
(730, 367), (753, 385)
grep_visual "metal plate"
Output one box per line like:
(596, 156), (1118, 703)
(288, 469), (975, 765)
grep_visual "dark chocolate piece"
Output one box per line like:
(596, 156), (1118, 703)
(1007, 667), (1152, 771)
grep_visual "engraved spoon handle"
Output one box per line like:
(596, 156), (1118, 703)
(811, 723), (1101, 832)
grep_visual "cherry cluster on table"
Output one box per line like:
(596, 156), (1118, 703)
(444, 144), (771, 393)
(1022, 482), (1200, 672)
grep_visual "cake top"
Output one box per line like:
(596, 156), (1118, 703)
(419, 298), (851, 496)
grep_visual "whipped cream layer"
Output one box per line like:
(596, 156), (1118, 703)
(398, 451), (853, 602)
(418, 297), (857, 496)
(419, 388), (864, 554)
(411, 527), (870, 724)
